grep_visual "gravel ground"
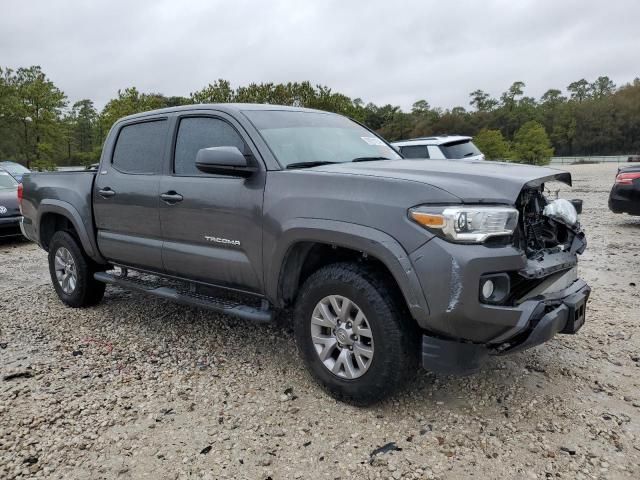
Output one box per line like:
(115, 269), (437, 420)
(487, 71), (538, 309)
(1, 162), (639, 479)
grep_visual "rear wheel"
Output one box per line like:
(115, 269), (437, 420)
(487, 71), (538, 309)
(294, 262), (418, 405)
(48, 231), (105, 307)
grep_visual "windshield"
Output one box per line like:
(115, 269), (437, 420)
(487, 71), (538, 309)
(243, 110), (401, 167)
(0, 172), (18, 189)
(0, 162), (29, 175)
(440, 140), (482, 159)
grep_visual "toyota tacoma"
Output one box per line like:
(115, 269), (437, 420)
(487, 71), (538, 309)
(19, 104), (590, 403)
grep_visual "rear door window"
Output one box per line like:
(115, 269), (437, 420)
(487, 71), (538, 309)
(112, 120), (168, 174)
(174, 117), (246, 176)
(400, 145), (429, 159)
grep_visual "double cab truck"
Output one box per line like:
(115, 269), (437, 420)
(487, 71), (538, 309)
(19, 104), (590, 404)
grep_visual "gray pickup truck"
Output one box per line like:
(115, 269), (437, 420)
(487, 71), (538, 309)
(20, 104), (590, 404)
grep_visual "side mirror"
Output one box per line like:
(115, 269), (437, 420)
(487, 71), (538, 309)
(195, 146), (256, 177)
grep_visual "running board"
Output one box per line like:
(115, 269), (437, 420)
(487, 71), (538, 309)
(94, 271), (273, 323)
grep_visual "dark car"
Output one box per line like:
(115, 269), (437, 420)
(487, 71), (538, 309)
(609, 165), (640, 215)
(0, 161), (31, 182)
(0, 170), (22, 237)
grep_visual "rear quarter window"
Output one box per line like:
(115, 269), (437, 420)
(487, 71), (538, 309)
(112, 120), (168, 174)
(440, 140), (481, 159)
(400, 145), (429, 159)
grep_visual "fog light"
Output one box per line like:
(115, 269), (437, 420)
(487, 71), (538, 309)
(479, 273), (511, 304)
(481, 279), (495, 299)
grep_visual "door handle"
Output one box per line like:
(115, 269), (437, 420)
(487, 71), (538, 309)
(98, 187), (116, 198)
(160, 191), (183, 204)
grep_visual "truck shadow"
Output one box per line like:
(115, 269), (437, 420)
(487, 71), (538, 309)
(0, 235), (28, 247)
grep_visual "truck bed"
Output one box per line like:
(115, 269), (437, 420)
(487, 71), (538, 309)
(20, 171), (99, 256)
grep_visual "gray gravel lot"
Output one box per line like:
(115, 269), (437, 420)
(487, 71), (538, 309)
(1, 162), (639, 479)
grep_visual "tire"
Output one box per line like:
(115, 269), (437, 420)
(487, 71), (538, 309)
(294, 262), (419, 405)
(48, 230), (105, 308)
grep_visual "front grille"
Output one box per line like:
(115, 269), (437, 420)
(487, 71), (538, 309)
(505, 272), (546, 305)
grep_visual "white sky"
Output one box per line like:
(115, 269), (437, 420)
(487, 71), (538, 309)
(1, 0), (638, 110)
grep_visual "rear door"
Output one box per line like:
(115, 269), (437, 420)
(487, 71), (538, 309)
(158, 112), (265, 293)
(93, 117), (169, 271)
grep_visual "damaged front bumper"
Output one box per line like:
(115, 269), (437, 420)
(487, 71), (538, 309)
(409, 236), (591, 375)
(420, 279), (590, 375)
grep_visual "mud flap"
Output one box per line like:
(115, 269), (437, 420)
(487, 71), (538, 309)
(422, 335), (489, 376)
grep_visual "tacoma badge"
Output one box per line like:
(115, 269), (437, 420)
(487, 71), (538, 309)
(204, 235), (241, 246)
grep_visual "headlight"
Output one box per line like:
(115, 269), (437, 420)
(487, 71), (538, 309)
(409, 205), (519, 243)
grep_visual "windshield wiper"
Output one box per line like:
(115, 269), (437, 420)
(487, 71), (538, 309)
(286, 161), (340, 169)
(463, 152), (476, 157)
(351, 156), (391, 162)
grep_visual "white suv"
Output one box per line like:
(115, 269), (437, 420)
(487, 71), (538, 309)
(391, 136), (485, 161)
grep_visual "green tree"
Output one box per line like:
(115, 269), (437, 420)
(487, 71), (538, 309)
(0, 67), (21, 160)
(512, 120), (554, 165)
(4, 65), (640, 166)
(540, 89), (566, 105)
(549, 103), (577, 155)
(473, 129), (511, 160)
(71, 99), (98, 152)
(3, 66), (67, 168)
(567, 79), (590, 102)
(500, 81), (525, 109)
(589, 76), (615, 98)
(99, 87), (169, 140)
(362, 103), (401, 130)
(191, 79), (235, 103)
(411, 100), (431, 115)
(469, 89), (498, 112)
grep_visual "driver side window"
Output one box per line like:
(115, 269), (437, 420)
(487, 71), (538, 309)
(174, 117), (246, 176)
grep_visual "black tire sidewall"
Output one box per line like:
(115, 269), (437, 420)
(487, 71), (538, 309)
(48, 231), (103, 307)
(294, 263), (416, 403)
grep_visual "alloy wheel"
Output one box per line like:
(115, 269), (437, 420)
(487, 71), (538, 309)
(54, 247), (77, 294)
(310, 295), (375, 379)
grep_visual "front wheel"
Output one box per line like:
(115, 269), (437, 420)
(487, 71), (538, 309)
(294, 262), (418, 405)
(48, 231), (105, 308)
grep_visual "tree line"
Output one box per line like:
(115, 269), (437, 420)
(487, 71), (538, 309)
(1, 65), (639, 169)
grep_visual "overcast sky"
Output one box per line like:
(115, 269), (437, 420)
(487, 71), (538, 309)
(1, 0), (639, 111)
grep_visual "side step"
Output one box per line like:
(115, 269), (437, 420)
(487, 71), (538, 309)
(94, 271), (273, 323)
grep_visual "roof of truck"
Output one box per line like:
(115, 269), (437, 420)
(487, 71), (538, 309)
(119, 103), (330, 122)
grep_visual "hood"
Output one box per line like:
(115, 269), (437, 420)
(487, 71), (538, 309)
(313, 159), (571, 203)
(0, 187), (20, 217)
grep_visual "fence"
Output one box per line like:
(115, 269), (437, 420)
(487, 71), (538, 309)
(550, 155), (638, 165)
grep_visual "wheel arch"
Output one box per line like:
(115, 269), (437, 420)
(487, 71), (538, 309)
(266, 219), (429, 323)
(37, 200), (105, 264)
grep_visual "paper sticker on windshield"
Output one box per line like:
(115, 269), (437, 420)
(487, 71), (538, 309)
(361, 136), (385, 146)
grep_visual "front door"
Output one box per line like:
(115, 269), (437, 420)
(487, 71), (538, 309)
(93, 118), (168, 271)
(159, 114), (265, 293)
